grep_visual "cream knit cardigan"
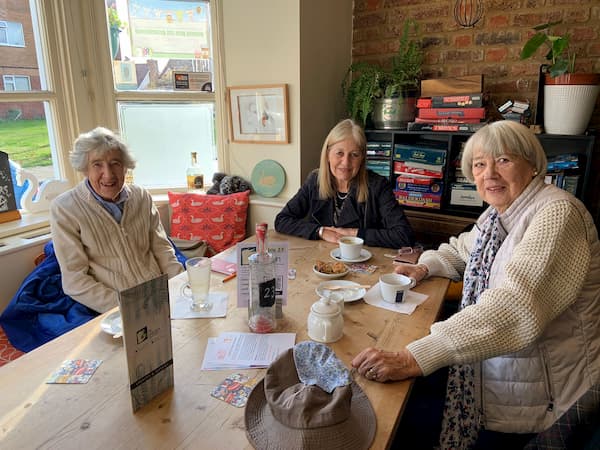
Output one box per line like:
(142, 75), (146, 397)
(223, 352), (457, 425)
(408, 178), (600, 432)
(50, 181), (183, 313)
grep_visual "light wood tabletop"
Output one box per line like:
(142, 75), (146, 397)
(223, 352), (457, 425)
(0, 232), (449, 450)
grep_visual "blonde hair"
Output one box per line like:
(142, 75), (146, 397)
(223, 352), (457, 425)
(461, 121), (547, 182)
(317, 119), (368, 202)
(70, 127), (136, 173)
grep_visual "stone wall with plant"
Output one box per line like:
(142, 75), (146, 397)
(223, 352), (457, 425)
(352, 0), (600, 130)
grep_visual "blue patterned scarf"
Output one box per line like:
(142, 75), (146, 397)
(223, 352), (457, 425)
(439, 209), (505, 450)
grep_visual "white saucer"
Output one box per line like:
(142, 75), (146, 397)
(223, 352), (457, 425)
(316, 280), (366, 302)
(330, 248), (372, 263)
(100, 310), (122, 337)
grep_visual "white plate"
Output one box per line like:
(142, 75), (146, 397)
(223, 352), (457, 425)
(316, 280), (367, 302)
(330, 248), (372, 263)
(312, 264), (349, 279)
(100, 310), (122, 337)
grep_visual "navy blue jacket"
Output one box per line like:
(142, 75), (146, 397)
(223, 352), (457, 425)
(275, 170), (414, 249)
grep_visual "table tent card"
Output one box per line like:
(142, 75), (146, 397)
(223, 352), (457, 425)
(118, 274), (173, 412)
(236, 241), (288, 310)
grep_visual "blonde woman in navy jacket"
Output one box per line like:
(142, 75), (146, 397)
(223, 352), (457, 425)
(275, 119), (414, 249)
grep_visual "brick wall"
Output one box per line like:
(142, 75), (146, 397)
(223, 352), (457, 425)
(352, 0), (600, 130)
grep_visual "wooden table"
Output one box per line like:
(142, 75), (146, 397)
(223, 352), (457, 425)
(0, 232), (449, 450)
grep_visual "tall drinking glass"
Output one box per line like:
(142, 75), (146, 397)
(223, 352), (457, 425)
(185, 257), (212, 311)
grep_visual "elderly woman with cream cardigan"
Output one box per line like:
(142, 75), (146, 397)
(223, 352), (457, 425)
(50, 127), (183, 313)
(352, 121), (600, 449)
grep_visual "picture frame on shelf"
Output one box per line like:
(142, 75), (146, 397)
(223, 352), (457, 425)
(0, 151), (21, 224)
(227, 84), (289, 144)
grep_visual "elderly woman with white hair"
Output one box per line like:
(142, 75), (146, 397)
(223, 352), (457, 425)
(352, 121), (600, 449)
(50, 127), (183, 313)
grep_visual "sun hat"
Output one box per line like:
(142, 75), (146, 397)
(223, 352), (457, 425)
(244, 341), (376, 450)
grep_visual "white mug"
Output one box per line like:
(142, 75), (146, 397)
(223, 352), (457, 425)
(339, 236), (363, 260)
(379, 273), (416, 303)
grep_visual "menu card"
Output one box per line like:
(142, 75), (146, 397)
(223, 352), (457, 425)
(236, 241), (288, 310)
(201, 331), (296, 370)
(118, 274), (173, 412)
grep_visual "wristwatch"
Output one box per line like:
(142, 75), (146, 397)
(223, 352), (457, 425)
(318, 226), (324, 239)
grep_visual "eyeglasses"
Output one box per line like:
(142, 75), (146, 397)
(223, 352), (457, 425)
(384, 245), (424, 259)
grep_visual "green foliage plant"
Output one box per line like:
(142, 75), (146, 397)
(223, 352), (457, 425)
(342, 19), (423, 126)
(520, 21), (575, 78)
(107, 5), (124, 30)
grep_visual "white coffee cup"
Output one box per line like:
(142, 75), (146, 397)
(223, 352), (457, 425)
(339, 236), (364, 260)
(379, 273), (417, 303)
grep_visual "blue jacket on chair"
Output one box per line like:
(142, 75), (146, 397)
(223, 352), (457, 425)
(0, 240), (187, 352)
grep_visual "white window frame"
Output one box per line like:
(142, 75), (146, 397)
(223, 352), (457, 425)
(3, 75), (32, 91)
(0, 20), (25, 47)
(106, 0), (228, 194)
(1, 0), (227, 196)
(1, 0), (228, 239)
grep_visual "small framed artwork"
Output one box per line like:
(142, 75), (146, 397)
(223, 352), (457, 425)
(227, 84), (289, 144)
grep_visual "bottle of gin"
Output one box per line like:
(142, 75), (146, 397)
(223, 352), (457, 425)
(186, 152), (204, 190)
(248, 222), (276, 333)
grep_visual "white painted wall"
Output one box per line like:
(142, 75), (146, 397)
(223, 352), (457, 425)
(222, 0), (352, 227)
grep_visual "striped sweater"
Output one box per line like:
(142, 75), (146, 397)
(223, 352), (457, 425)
(50, 181), (183, 313)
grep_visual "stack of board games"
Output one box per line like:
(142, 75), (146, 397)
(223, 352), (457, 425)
(393, 142), (446, 209)
(408, 75), (487, 132)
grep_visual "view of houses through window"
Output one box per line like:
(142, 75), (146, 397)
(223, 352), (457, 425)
(0, 0), (219, 210)
(0, 1), (53, 208)
(108, 0), (218, 190)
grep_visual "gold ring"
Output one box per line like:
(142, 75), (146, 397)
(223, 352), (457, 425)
(366, 368), (376, 379)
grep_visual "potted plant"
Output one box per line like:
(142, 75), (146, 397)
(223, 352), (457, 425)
(107, 5), (125, 60)
(342, 19), (423, 129)
(520, 21), (600, 135)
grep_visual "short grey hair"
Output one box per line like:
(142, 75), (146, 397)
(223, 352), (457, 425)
(69, 127), (136, 173)
(461, 121), (547, 182)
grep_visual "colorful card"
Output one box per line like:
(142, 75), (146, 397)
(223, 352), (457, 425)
(210, 373), (259, 408)
(46, 359), (102, 384)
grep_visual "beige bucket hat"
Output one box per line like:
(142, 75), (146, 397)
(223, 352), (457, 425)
(244, 341), (376, 450)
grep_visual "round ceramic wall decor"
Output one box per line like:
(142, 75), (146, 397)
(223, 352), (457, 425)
(251, 159), (286, 197)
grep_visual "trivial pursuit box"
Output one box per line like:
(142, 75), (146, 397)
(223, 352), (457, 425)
(396, 178), (444, 195)
(393, 144), (447, 166)
(394, 190), (442, 209)
(450, 183), (483, 207)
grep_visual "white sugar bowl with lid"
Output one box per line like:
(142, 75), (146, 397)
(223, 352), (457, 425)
(307, 296), (344, 344)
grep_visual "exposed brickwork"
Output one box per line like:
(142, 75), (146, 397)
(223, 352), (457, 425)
(351, 0), (600, 130)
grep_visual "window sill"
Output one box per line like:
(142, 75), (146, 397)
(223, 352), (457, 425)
(0, 211), (50, 240)
(0, 211), (52, 256)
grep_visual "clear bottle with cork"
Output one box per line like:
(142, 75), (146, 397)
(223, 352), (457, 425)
(248, 222), (277, 333)
(186, 151), (204, 190)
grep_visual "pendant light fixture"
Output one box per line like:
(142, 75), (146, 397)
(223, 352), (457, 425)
(454, 0), (484, 28)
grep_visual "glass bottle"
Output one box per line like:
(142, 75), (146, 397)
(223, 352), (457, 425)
(248, 222), (276, 333)
(186, 151), (204, 190)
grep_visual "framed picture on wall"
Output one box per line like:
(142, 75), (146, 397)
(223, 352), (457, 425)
(227, 84), (289, 144)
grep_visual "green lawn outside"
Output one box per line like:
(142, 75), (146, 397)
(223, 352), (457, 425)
(0, 119), (52, 168)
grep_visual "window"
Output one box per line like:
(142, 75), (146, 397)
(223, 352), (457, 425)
(3, 75), (32, 91)
(0, 21), (25, 47)
(0, 3), (56, 201)
(0, 0), (225, 218)
(107, 0), (221, 191)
